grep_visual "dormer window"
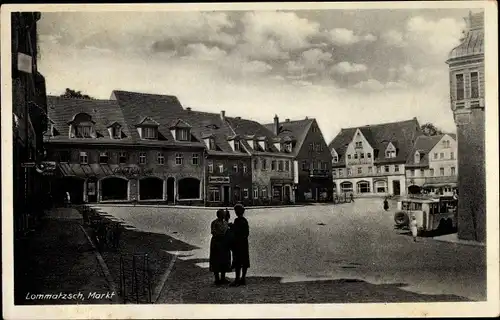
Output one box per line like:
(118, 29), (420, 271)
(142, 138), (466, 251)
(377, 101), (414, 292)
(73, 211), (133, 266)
(75, 124), (93, 138)
(142, 127), (158, 139)
(108, 122), (122, 139)
(414, 151), (421, 164)
(69, 113), (96, 139)
(385, 142), (397, 158)
(176, 128), (189, 141)
(209, 138), (216, 150)
(234, 140), (241, 151)
(284, 142), (292, 153)
(169, 119), (192, 141)
(257, 137), (267, 151)
(332, 156), (338, 163)
(137, 117), (160, 140)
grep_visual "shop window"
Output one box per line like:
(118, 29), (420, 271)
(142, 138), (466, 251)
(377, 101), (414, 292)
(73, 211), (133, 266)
(178, 178), (200, 199)
(209, 187), (221, 202)
(375, 181), (387, 193)
(357, 181), (370, 193)
(340, 182), (353, 193)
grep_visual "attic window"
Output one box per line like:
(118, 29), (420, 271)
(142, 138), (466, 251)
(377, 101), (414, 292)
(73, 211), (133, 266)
(176, 128), (189, 141)
(414, 152), (420, 164)
(332, 156), (338, 163)
(75, 124), (93, 138)
(234, 140), (241, 151)
(284, 142), (292, 152)
(385, 150), (396, 158)
(207, 137), (216, 150)
(141, 127), (158, 140)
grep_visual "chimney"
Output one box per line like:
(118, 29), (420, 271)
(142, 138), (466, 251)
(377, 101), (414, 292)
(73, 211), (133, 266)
(220, 110), (226, 121)
(273, 114), (279, 135)
(285, 119), (290, 122)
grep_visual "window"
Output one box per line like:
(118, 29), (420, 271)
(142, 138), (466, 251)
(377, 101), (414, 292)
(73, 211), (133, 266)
(430, 168), (435, 176)
(317, 161), (322, 170)
(434, 153), (438, 159)
(340, 182), (353, 193)
(355, 141), (362, 148)
(219, 164), (224, 173)
(157, 152), (165, 165)
(360, 153), (364, 159)
(75, 125), (92, 138)
(377, 166), (381, 174)
(209, 187), (221, 202)
(111, 126), (121, 139)
(192, 154), (199, 165)
(177, 128), (189, 141)
(243, 189), (249, 199)
(234, 140), (240, 151)
(59, 151), (70, 163)
(315, 143), (321, 152)
(285, 161), (290, 172)
(394, 165), (399, 172)
(440, 152), (444, 159)
(99, 151), (109, 164)
(119, 152), (127, 164)
(456, 73), (465, 100)
(415, 152), (420, 164)
(208, 162), (214, 173)
(262, 159), (267, 170)
(338, 169), (343, 177)
(357, 167), (362, 174)
(440, 167), (445, 176)
(384, 165), (390, 173)
(420, 169), (425, 176)
(332, 169), (336, 177)
(253, 187), (259, 199)
(142, 127), (158, 139)
(451, 167), (456, 175)
(139, 152), (147, 164)
(271, 160), (276, 171)
(347, 168), (352, 176)
(385, 150), (396, 158)
(347, 154), (352, 160)
(175, 153), (183, 165)
(332, 156), (338, 163)
(410, 170), (415, 177)
(233, 164), (239, 173)
(450, 152), (455, 160)
(301, 161), (308, 171)
(261, 187), (268, 198)
(284, 142), (292, 152)
(354, 153), (358, 159)
(278, 160), (284, 171)
(253, 159), (258, 170)
(368, 167), (373, 174)
(375, 181), (387, 193)
(357, 181), (370, 193)
(470, 72), (479, 99)
(367, 153), (372, 158)
(208, 138), (216, 150)
(309, 143), (313, 151)
(243, 164), (248, 173)
(80, 151), (88, 164)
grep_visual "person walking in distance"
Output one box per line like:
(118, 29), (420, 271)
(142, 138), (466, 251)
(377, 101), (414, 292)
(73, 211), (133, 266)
(230, 204), (250, 286)
(209, 209), (231, 285)
(383, 197), (389, 211)
(410, 216), (418, 242)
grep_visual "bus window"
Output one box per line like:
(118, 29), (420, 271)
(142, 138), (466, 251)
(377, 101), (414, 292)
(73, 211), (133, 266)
(402, 202), (408, 210)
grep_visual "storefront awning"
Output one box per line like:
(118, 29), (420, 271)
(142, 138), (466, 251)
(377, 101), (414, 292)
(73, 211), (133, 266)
(58, 163), (130, 178)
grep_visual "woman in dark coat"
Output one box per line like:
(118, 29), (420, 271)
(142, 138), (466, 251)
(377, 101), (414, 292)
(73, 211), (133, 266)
(230, 204), (250, 286)
(209, 209), (231, 285)
(383, 197), (389, 211)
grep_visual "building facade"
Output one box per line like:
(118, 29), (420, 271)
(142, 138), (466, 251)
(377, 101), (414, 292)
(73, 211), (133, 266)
(329, 119), (422, 198)
(405, 134), (458, 196)
(12, 12), (48, 236)
(446, 11), (485, 242)
(264, 116), (333, 202)
(45, 93), (206, 205)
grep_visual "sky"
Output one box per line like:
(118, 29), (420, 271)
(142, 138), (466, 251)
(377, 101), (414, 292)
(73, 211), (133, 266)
(37, 7), (480, 143)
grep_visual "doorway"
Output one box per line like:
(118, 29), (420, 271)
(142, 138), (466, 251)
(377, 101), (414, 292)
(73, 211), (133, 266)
(223, 186), (230, 205)
(87, 178), (98, 203)
(393, 180), (401, 196)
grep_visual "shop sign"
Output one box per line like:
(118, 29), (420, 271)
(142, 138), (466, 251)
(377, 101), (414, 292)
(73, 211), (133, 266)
(113, 166), (154, 177)
(209, 176), (230, 184)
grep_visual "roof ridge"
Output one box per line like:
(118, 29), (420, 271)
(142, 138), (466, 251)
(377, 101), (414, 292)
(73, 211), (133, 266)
(339, 118), (418, 131)
(112, 90), (177, 98)
(47, 95), (115, 103)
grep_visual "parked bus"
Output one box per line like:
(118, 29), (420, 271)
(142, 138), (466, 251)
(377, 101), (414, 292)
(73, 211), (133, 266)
(393, 195), (457, 236)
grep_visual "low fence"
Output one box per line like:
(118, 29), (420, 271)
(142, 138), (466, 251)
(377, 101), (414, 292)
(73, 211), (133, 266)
(119, 253), (152, 304)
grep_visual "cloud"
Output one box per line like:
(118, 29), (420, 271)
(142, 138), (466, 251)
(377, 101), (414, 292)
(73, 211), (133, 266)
(328, 28), (377, 45)
(241, 60), (273, 73)
(302, 48), (333, 65)
(353, 79), (385, 91)
(382, 30), (407, 47)
(183, 43), (227, 61)
(331, 61), (368, 74)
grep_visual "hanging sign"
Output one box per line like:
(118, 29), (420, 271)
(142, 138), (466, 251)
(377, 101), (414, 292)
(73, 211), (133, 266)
(209, 176), (230, 184)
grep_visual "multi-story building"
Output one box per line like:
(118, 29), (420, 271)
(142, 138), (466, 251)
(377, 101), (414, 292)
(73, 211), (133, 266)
(12, 12), (48, 236)
(405, 134), (458, 196)
(181, 109), (253, 206)
(226, 116), (296, 205)
(329, 118), (422, 197)
(264, 116), (333, 202)
(446, 11), (485, 242)
(45, 91), (206, 205)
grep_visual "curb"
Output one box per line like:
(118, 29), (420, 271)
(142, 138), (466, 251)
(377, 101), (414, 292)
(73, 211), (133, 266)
(79, 225), (123, 304)
(432, 236), (485, 247)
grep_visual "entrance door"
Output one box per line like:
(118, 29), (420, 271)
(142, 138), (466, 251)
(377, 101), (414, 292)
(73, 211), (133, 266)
(166, 177), (175, 203)
(87, 178), (98, 203)
(284, 186), (291, 203)
(223, 186), (230, 205)
(233, 187), (241, 204)
(393, 180), (401, 196)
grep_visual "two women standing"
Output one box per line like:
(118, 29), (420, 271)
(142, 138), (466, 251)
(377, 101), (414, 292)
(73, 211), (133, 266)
(209, 204), (250, 287)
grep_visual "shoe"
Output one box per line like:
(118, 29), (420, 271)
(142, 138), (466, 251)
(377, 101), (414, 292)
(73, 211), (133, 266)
(239, 279), (246, 286)
(229, 281), (240, 287)
(220, 278), (230, 284)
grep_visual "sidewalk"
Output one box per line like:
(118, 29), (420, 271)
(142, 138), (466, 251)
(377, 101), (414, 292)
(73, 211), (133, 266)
(14, 207), (119, 305)
(433, 233), (485, 247)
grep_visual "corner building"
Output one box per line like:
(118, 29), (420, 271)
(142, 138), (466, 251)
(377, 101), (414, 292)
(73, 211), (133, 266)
(446, 11), (485, 242)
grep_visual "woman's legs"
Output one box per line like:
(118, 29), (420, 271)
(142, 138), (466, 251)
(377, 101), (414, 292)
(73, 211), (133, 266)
(240, 267), (247, 285)
(230, 267), (241, 286)
(213, 272), (220, 284)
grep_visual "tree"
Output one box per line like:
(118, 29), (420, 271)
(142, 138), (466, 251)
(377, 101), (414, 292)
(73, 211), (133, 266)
(420, 123), (443, 136)
(60, 88), (94, 99)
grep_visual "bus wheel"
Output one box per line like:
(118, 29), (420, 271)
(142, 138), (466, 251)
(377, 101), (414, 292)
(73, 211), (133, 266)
(394, 211), (409, 227)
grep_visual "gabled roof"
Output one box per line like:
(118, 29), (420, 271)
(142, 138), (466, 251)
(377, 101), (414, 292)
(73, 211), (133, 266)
(46, 96), (131, 142)
(328, 118), (422, 166)
(137, 116), (160, 126)
(405, 135), (443, 167)
(263, 118), (314, 156)
(168, 118), (191, 129)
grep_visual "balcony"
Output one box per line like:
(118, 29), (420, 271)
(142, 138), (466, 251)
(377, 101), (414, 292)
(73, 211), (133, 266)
(309, 169), (330, 178)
